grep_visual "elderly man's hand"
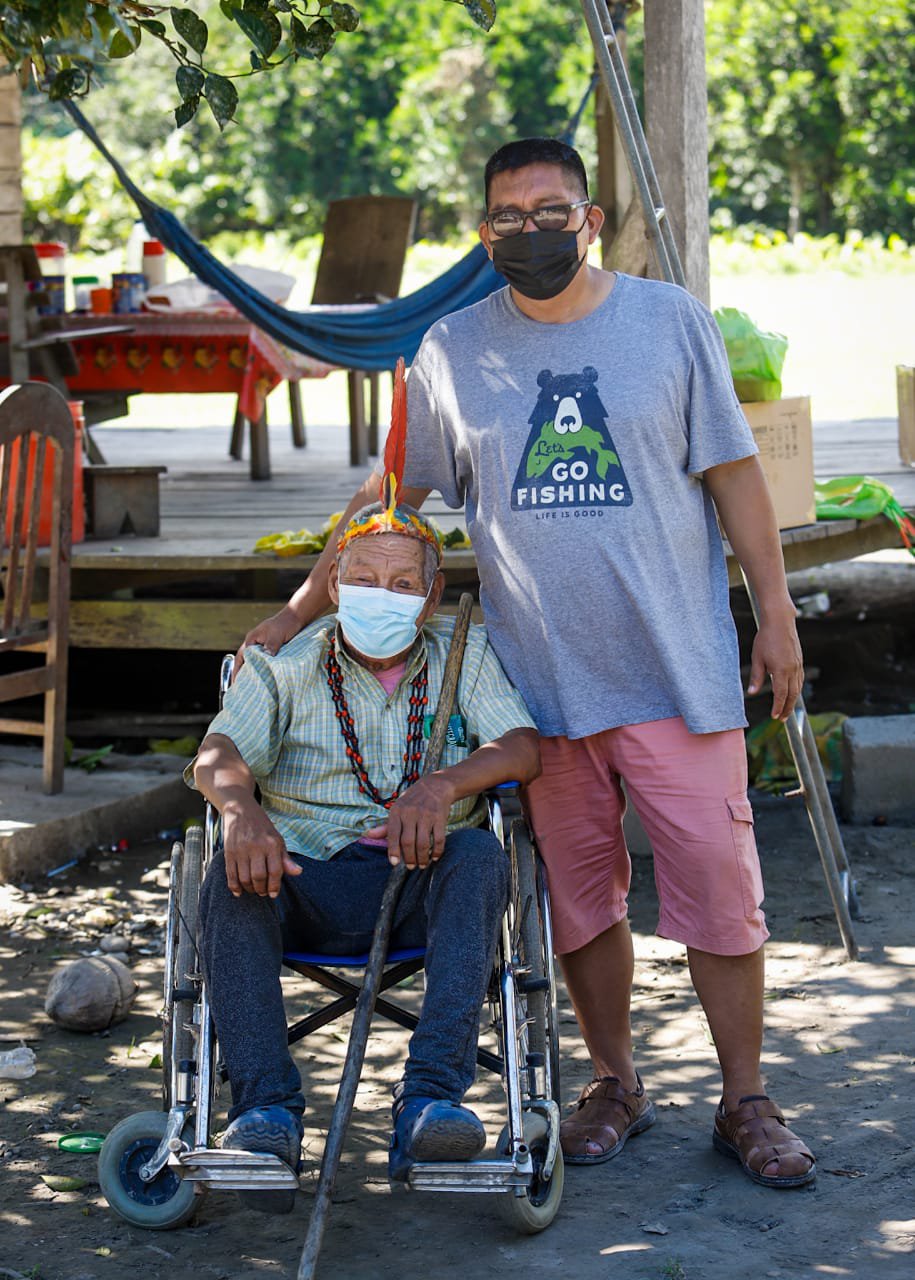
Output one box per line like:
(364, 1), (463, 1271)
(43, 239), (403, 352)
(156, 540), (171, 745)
(363, 775), (457, 870)
(222, 797), (302, 897)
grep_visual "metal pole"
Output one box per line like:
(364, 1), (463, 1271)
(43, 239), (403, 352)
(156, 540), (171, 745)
(580, 0), (687, 288)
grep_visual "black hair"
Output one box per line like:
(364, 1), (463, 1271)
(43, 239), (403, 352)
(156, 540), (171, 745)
(484, 137), (590, 209)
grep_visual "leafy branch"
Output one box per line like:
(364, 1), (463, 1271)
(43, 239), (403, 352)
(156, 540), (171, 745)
(1, 0), (496, 130)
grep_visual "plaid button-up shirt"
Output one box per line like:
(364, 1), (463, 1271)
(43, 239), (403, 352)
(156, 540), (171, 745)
(189, 616), (535, 860)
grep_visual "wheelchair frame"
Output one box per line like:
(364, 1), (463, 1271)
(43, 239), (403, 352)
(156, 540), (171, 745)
(98, 661), (564, 1235)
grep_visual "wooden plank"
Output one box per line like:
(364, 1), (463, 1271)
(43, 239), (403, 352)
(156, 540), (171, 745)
(41, 599), (292, 650)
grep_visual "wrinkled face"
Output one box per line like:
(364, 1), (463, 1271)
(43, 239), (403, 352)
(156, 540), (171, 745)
(480, 162), (602, 256)
(336, 533), (429, 596)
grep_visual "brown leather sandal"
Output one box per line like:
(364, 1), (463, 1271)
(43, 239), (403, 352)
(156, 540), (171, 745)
(713, 1094), (816, 1188)
(560, 1074), (656, 1165)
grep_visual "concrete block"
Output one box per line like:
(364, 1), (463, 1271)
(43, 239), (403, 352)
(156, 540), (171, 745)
(841, 714), (915, 824)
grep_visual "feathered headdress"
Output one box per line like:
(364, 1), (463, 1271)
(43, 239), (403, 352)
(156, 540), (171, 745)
(335, 357), (442, 561)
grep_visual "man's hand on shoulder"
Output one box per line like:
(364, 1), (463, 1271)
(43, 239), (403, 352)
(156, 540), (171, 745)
(222, 796), (302, 898)
(232, 605), (305, 679)
(363, 774), (457, 870)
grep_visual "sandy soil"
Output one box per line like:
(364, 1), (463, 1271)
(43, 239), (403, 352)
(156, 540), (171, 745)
(1, 793), (913, 1280)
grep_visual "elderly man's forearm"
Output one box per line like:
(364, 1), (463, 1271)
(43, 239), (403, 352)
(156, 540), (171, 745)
(193, 733), (258, 812)
(433, 728), (541, 804)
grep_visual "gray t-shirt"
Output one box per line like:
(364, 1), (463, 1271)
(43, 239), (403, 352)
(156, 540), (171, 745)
(403, 273), (759, 738)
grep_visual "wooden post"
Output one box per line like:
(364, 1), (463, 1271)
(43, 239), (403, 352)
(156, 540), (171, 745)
(897, 366), (915, 468)
(642, 0), (710, 303)
(0, 66), (23, 246)
(596, 4), (634, 265)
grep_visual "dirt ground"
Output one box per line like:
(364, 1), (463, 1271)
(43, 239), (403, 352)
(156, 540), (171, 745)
(1, 788), (913, 1280)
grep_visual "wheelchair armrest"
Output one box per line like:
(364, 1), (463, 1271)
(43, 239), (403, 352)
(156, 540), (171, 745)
(486, 781), (519, 797)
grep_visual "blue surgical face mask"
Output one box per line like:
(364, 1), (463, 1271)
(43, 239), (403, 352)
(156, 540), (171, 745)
(337, 582), (429, 660)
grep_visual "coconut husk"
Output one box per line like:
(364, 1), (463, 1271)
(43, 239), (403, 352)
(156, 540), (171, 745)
(44, 956), (138, 1033)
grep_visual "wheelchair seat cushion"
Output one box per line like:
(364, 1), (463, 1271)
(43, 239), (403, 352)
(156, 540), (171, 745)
(222, 1105), (304, 1213)
(388, 1096), (485, 1183)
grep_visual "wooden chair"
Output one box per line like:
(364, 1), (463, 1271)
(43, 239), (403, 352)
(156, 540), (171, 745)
(0, 382), (74, 793)
(311, 196), (417, 466)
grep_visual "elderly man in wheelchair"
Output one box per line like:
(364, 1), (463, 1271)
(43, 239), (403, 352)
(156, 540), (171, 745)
(97, 499), (566, 1234)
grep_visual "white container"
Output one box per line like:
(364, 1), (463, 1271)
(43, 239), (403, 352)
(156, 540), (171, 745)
(142, 240), (167, 290)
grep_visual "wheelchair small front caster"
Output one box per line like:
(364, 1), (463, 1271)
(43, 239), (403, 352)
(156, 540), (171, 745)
(495, 1116), (564, 1234)
(98, 1110), (200, 1230)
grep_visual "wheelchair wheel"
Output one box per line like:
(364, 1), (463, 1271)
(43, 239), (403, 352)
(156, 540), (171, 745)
(98, 1110), (199, 1230)
(162, 826), (203, 1108)
(495, 1113), (565, 1234)
(510, 820), (560, 1100)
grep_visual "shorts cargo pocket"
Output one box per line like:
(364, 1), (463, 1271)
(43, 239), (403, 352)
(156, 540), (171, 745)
(727, 794), (764, 917)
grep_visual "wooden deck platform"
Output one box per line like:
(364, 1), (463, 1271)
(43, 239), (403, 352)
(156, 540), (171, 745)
(46, 413), (915, 651)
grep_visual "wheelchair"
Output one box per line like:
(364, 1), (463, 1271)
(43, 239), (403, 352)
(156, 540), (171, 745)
(98, 655), (564, 1235)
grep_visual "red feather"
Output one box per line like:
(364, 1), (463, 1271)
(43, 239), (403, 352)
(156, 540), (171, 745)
(381, 356), (407, 511)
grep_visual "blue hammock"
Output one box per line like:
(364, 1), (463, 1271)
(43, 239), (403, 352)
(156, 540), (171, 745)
(63, 80), (594, 371)
(63, 101), (502, 371)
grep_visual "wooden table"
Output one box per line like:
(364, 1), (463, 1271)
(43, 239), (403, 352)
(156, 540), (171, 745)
(37, 313), (339, 481)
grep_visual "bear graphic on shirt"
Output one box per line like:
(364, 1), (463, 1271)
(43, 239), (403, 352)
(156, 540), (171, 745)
(510, 366), (632, 511)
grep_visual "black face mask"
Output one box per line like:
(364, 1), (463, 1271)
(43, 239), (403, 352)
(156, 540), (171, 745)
(490, 229), (586, 300)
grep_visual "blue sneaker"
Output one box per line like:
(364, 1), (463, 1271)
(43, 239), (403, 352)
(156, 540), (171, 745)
(222, 1105), (303, 1214)
(388, 1096), (486, 1183)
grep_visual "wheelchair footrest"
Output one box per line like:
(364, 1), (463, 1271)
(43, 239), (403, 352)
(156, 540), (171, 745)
(407, 1156), (532, 1192)
(172, 1146), (300, 1190)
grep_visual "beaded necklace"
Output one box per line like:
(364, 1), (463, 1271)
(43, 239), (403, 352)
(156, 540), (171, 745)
(325, 635), (429, 808)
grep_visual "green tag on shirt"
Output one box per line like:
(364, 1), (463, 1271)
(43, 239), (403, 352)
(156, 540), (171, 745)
(422, 713), (467, 747)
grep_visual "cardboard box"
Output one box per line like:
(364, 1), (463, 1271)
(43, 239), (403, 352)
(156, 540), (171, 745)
(740, 396), (815, 529)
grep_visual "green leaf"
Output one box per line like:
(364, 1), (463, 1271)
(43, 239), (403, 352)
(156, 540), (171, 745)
(176, 64), (204, 99)
(174, 93), (200, 128)
(148, 1053), (163, 1070)
(42, 1174), (87, 1192)
(295, 17), (336, 60)
(329, 3), (359, 33)
(171, 7), (208, 55)
(109, 29), (140, 59)
(219, 1), (237, 19)
(204, 74), (238, 130)
(139, 20), (167, 38)
(460, 0), (496, 32)
(71, 744), (114, 772)
(48, 67), (86, 101)
(233, 9), (281, 58)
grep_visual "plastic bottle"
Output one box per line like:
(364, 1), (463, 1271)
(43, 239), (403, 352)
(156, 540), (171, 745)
(72, 275), (99, 314)
(34, 242), (67, 316)
(142, 240), (167, 291)
(0, 1045), (37, 1079)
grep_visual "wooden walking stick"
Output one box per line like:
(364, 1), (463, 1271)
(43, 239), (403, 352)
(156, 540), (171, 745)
(297, 590), (475, 1280)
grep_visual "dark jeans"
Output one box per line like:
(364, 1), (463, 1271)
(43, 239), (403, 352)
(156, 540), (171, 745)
(198, 827), (509, 1123)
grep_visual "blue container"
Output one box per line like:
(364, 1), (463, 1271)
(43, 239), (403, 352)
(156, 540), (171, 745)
(112, 272), (147, 314)
(36, 274), (66, 316)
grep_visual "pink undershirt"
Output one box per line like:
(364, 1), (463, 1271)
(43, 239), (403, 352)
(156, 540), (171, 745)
(359, 660), (408, 847)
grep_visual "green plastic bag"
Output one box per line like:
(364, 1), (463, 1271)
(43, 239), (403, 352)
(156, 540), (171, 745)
(714, 307), (788, 403)
(815, 475), (915, 559)
(746, 713), (847, 793)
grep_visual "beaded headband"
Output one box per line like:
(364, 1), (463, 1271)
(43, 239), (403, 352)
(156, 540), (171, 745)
(335, 356), (443, 563)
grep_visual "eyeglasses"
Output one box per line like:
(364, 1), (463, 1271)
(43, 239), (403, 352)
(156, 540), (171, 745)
(486, 200), (591, 238)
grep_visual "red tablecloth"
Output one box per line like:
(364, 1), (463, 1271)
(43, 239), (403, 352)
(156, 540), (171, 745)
(59, 312), (337, 422)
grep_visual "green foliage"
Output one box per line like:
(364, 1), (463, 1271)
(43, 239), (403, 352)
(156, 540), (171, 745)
(706, 0), (915, 240)
(22, 0), (592, 245)
(1, 0), (503, 128)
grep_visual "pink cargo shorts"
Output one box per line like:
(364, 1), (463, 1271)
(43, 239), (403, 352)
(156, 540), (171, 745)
(524, 716), (768, 957)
